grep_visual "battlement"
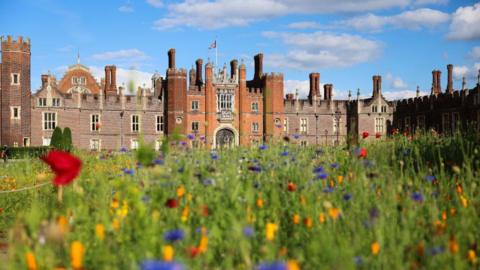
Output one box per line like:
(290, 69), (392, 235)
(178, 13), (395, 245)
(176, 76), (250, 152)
(1, 35), (31, 52)
(265, 72), (284, 80)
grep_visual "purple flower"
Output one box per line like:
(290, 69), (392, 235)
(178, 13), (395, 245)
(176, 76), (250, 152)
(119, 146), (128, 152)
(259, 145), (267, 150)
(424, 175), (436, 183)
(293, 134), (300, 139)
(180, 141), (187, 146)
(280, 151), (289, 156)
(210, 152), (218, 160)
(248, 165), (262, 172)
(330, 163), (339, 169)
(202, 178), (215, 186)
(164, 229), (184, 242)
(316, 173), (328, 180)
(343, 193), (352, 201)
(154, 159), (164, 165)
(243, 226), (254, 237)
(323, 187), (334, 193)
(411, 192), (424, 203)
(199, 136), (205, 141)
(187, 134), (195, 140)
(257, 262), (287, 270)
(122, 168), (135, 175)
(369, 207), (380, 220)
(313, 166), (324, 173)
(141, 261), (184, 270)
(427, 246), (445, 256)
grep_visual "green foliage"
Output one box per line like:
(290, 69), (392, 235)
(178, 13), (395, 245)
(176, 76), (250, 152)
(1, 134), (479, 269)
(135, 138), (156, 166)
(62, 127), (73, 152)
(49, 126), (63, 150)
(4, 147), (49, 159)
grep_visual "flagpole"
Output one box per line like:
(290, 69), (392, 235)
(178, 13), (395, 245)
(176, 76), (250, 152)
(215, 40), (218, 69)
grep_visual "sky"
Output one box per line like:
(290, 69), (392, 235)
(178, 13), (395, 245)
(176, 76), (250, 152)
(1, 0), (479, 100)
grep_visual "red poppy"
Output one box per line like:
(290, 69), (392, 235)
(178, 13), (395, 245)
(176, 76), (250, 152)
(165, 198), (178, 208)
(362, 131), (369, 139)
(375, 133), (381, 139)
(287, 182), (297, 192)
(201, 205), (210, 217)
(188, 246), (200, 258)
(0, 208), (3, 214)
(41, 150), (82, 186)
(358, 148), (367, 158)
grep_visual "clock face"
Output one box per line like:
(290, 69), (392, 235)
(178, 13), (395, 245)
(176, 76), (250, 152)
(176, 117), (182, 124)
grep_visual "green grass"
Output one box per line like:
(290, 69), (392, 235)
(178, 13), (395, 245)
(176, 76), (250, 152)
(0, 134), (479, 269)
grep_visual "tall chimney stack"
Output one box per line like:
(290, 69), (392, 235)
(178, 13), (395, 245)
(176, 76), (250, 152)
(432, 70), (437, 95)
(436, 70), (442, 93)
(110, 65), (117, 92)
(377, 75), (382, 96)
(254, 53), (263, 81)
(104, 66), (111, 91)
(230, 60), (238, 79)
(447, 64), (453, 94)
(324, 84), (332, 101)
(372, 76), (378, 96)
(308, 73), (320, 102)
(168, 49), (176, 69)
(41, 74), (49, 88)
(195, 59), (203, 86)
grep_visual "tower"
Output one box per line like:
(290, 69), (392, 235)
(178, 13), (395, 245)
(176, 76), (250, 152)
(165, 49), (187, 135)
(1, 35), (31, 147)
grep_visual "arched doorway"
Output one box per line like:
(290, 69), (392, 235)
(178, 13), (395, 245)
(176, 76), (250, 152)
(215, 128), (235, 148)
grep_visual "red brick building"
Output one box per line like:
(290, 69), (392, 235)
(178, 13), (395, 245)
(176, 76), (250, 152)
(2, 35), (478, 150)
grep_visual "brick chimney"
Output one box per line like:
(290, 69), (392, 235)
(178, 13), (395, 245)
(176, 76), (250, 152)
(41, 74), (49, 88)
(104, 66), (111, 92)
(372, 75), (378, 97)
(436, 70), (442, 93)
(447, 64), (453, 94)
(230, 59), (238, 79)
(308, 72), (320, 102)
(195, 59), (203, 86)
(110, 65), (117, 92)
(254, 53), (263, 81)
(377, 75), (382, 96)
(168, 48), (176, 69)
(324, 84), (332, 101)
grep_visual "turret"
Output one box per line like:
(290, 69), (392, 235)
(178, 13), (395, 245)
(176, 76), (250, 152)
(230, 59), (238, 79)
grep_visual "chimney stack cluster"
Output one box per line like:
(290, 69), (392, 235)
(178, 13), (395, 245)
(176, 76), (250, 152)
(432, 70), (441, 95)
(254, 53), (263, 81)
(230, 60), (238, 79)
(104, 65), (117, 93)
(195, 59), (203, 86)
(308, 73), (320, 102)
(324, 84), (333, 101)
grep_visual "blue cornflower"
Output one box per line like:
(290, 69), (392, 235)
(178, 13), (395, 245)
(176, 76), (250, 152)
(141, 195), (150, 203)
(343, 193), (352, 201)
(202, 178), (215, 186)
(323, 187), (334, 193)
(316, 173), (328, 180)
(177, 166), (184, 173)
(243, 226), (254, 237)
(259, 145), (267, 150)
(119, 146), (128, 152)
(187, 134), (195, 140)
(280, 151), (289, 156)
(257, 262), (287, 270)
(180, 141), (187, 146)
(313, 166), (324, 173)
(330, 163), (339, 169)
(293, 134), (300, 139)
(154, 159), (164, 165)
(411, 192), (424, 203)
(141, 261), (184, 270)
(164, 229), (184, 242)
(122, 168), (135, 175)
(248, 165), (262, 172)
(353, 256), (363, 266)
(210, 152), (218, 160)
(424, 175), (436, 183)
(427, 246), (445, 256)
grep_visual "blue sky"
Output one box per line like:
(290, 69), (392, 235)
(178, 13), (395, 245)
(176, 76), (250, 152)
(1, 0), (479, 99)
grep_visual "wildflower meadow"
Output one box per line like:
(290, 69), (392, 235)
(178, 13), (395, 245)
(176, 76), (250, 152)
(0, 134), (479, 269)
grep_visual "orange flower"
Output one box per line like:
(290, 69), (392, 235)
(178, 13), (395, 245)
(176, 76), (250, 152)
(287, 182), (296, 192)
(70, 241), (85, 270)
(455, 183), (462, 194)
(293, 214), (300, 225)
(278, 247), (288, 256)
(95, 224), (105, 240)
(328, 208), (341, 220)
(337, 175), (344, 185)
(371, 241), (380, 255)
(416, 241), (425, 257)
(468, 249), (477, 264)
(256, 198), (264, 208)
(318, 213), (326, 224)
(25, 252), (38, 270)
(287, 260), (300, 270)
(303, 217), (312, 228)
(57, 215), (68, 235)
(460, 196), (468, 208)
(198, 235), (208, 254)
(449, 237), (459, 254)
(181, 206), (189, 222)
(163, 245), (174, 261)
(441, 211), (447, 221)
(176, 186), (185, 198)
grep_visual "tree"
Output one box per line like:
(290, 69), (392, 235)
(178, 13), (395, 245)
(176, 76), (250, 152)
(63, 127), (73, 152)
(50, 127), (63, 149)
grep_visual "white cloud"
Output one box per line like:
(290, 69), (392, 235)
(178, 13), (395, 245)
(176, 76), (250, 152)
(90, 66), (153, 94)
(447, 3), (480, 40)
(339, 8), (449, 32)
(263, 31), (382, 69)
(284, 79), (351, 99)
(385, 72), (408, 89)
(119, 3), (134, 13)
(91, 49), (148, 61)
(383, 90), (427, 100)
(413, 0), (448, 6)
(453, 64), (480, 82)
(146, 0), (163, 8)
(287, 21), (322, 29)
(468, 46), (480, 60)
(153, 0), (413, 30)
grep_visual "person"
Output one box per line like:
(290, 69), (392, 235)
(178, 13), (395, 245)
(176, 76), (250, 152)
(1, 145), (8, 163)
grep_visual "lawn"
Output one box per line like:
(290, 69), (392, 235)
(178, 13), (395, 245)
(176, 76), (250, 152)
(0, 134), (479, 269)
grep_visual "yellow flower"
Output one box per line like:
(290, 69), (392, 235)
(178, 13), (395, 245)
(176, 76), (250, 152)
(25, 251), (38, 270)
(318, 213), (326, 224)
(299, 196), (306, 205)
(329, 180), (335, 188)
(163, 245), (174, 261)
(256, 198), (264, 208)
(460, 195), (468, 208)
(70, 241), (85, 270)
(468, 249), (477, 264)
(110, 198), (119, 209)
(181, 206), (189, 222)
(303, 217), (312, 228)
(95, 224), (105, 240)
(152, 210), (160, 222)
(328, 208), (341, 220)
(293, 214), (300, 225)
(266, 222), (278, 241)
(176, 186), (185, 198)
(287, 260), (300, 270)
(371, 241), (380, 255)
(198, 235), (208, 254)
(187, 193), (193, 202)
(112, 218), (120, 230)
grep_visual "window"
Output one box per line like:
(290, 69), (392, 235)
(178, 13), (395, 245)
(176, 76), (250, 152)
(43, 112), (57, 130)
(131, 139), (139, 150)
(300, 118), (308, 133)
(381, 106), (387, 113)
(52, 98), (61, 107)
(251, 102), (259, 112)
(217, 92), (233, 111)
(90, 139), (101, 151)
(191, 100), (199, 111)
(23, 137), (30, 147)
(252, 122), (259, 133)
(192, 121), (199, 132)
(452, 112), (460, 131)
(10, 106), (20, 119)
(375, 118), (384, 133)
(404, 117), (410, 131)
(372, 106), (378, 113)
(91, 114), (100, 131)
(442, 113), (450, 133)
(156, 115), (164, 133)
(42, 137), (51, 146)
(38, 98), (47, 107)
(131, 115), (140, 132)
(417, 115), (425, 131)
(284, 118), (288, 132)
(72, 76), (86, 85)
(11, 73), (19, 85)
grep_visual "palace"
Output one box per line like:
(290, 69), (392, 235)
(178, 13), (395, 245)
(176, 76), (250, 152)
(1, 35), (479, 150)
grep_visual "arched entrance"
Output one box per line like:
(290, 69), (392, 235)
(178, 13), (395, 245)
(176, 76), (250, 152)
(215, 128), (235, 148)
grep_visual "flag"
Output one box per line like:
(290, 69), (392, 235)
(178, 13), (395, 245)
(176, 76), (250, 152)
(209, 40), (216, 49)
